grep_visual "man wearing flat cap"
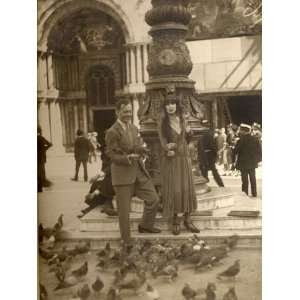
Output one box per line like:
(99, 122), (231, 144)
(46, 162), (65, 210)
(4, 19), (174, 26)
(233, 123), (262, 197)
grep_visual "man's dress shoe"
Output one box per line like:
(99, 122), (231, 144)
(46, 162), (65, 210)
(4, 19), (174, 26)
(138, 225), (161, 234)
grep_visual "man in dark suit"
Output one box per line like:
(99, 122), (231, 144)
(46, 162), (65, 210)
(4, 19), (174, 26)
(105, 99), (161, 245)
(37, 126), (52, 192)
(233, 123), (262, 197)
(198, 120), (225, 187)
(71, 129), (91, 182)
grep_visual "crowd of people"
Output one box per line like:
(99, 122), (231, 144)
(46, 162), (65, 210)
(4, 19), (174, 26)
(37, 97), (262, 246)
(213, 122), (262, 177)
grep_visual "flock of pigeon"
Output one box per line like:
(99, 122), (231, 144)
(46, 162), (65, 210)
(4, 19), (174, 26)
(39, 215), (241, 300)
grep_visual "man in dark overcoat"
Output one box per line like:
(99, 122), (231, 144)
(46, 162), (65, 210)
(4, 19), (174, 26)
(233, 123), (262, 197)
(105, 99), (161, 245)
(71, 129), (91, 182)
(37, 126), (52, 192)
(198, 120), (225, 187)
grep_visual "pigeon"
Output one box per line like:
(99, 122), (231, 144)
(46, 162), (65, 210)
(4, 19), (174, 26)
(40, 283), (48, 300)
(145, 283), (160, 300)
(54, 214), (64, 232)
(222, 287), (238, 300)
(205, 283), (217, 300)
(49, 255), (73, 274)
(97, 242), (111, 258)
(92, 276), (104, 293)
(39, 214), (64, 247)
(54, 275), (78, 291)
(39, 247), (55, 260)
(55, 264), (66, 282)
(76, 284), (91, 300)
(72, 261), (88, 278)
(217, 260), (240, 280)
(182, 283), (197, 300)
(113, 269), (127, 286)
(152, 263), (178, 282)
(223, 235), (239, 250)
(195, 252), (216, 270)
(117, 270), (147, 294)
(76, 241), (91, 255)
(48, 246), (69, 265)
(106, 287), (122, 300)
(208, 246), (228, 264)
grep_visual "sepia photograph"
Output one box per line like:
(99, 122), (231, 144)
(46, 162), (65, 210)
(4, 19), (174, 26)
(36, 0), (263, 299)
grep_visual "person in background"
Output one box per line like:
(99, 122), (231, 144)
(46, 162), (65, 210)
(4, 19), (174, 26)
(216, 127), (226, 165)
(222, 141), (233, 176)
(89, 132), (101, 163)
(37, 126), (52, 192)
(71, 129), (91, 182)
(252, 122), (262, 144)
(198, 120), (225, 187)
(158, 94), (200, 236)
(233, 123), (262, 197)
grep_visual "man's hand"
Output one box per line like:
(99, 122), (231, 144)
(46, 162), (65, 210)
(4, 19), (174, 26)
(166, 143), (177, 150)
(167, 150), (175, 157)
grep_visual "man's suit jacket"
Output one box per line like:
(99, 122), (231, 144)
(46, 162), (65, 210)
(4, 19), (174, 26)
(74, 136), (91, 161)
(37, 135), (52, 163)
(197, 130), (218, 167)
(105, 121), (150, 186)
(234, 134), (262, 170)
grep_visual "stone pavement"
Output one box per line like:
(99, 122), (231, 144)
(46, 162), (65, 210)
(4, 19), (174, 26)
(38, 154), (262, 232)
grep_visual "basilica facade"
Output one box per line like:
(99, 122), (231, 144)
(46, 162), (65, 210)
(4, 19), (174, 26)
(37, 0), (261, 153)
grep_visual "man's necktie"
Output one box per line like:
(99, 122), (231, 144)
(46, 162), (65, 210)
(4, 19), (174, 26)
(126, 124), (133, 148)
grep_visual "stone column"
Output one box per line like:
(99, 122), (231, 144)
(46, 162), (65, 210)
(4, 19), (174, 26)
(38, 99), (51, 141)
(48, 99), (65, 155)
(38, 52), (47, 91)
(136, 44), (142, 83)
(126, 49), (131, 84)
(143, 43), (149, 82)
(130, 46), (137, 84)
(47, 52), (55, 89)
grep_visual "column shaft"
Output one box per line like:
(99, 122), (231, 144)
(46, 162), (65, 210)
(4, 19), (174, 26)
(126, 49), (130, 84)
(136, 45), (142, 83)
(130, 47), (136, 84)
(47, 53), (54, 89)
(143, 44), (149, 82)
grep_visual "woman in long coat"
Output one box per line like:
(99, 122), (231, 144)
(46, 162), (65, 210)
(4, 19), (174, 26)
(158, 95), (199, 235)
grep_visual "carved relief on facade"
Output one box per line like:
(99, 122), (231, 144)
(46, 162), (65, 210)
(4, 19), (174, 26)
(47, 9), (124, 54)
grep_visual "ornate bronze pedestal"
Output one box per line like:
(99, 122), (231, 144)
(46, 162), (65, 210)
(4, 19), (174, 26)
(139, 0), (210, 197)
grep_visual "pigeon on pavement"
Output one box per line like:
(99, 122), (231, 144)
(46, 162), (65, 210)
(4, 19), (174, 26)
(217, 260), (240, 280)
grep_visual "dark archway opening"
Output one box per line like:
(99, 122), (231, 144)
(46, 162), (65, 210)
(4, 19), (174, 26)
(227, 95), (262, 126)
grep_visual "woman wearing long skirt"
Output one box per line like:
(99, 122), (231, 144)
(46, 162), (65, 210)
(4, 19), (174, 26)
(158, 95), (199, 235)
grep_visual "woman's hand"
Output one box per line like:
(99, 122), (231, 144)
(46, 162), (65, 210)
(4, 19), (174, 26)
(166, 143), (177, 150)
(167, 150), (175, 157)
(186, 125), (192, 133)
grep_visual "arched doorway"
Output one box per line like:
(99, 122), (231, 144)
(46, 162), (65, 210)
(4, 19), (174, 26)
(86, 65), (116, 145)
(44, 7), (127, 150)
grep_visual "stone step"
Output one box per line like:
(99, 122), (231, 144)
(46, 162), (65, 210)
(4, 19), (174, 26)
(57, 230), (261, 250)
(80, 208), (261, 233)
(128, 187), (235, 213)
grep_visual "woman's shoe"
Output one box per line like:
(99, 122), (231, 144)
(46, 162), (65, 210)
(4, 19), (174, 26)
(183, 219), (200, 233)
